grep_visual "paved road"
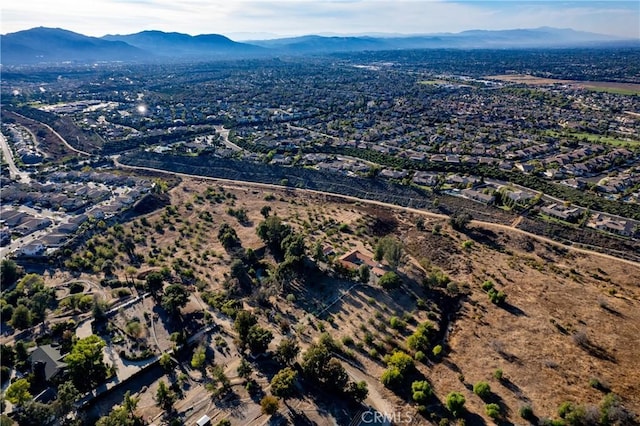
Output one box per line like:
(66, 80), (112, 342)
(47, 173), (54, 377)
(113, 159), (640, 268)
(214, 125), (245, 152)
(0, 132), (30, 182)
(9, 111), (91, 157)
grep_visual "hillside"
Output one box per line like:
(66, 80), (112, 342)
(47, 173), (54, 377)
(13, 177), (635, 425)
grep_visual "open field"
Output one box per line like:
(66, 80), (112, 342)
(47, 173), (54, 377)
(487, 74), (640, 95)
(74, 178), (639, 425)
(544, 129), (640, 148)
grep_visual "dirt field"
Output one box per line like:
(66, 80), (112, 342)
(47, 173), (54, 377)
(486, 74), (640, 94)
(49, 177), (640, 425)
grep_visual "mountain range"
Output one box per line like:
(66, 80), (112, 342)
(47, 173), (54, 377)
(1, 26), (635, 65)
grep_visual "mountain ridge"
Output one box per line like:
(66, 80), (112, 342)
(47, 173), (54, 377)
(1, 26), (635, 65)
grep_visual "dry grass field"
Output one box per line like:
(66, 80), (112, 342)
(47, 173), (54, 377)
(54, 177), (639, 425)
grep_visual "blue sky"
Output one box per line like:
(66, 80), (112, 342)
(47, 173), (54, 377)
(2, 0), (639, 39)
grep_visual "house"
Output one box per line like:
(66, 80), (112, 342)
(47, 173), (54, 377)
(515, 163), (535, 174)
(589, 214), (635, 237)
(340, 249), (387, 277)
(20, 242), (45, 256)
(461, 188), (495, 204)
(15, 218), (52, 236)
(30, 345), (67, 382)
(541, 203), (582, 221)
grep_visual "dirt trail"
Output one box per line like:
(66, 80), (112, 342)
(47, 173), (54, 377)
(113, 159), (640, 268)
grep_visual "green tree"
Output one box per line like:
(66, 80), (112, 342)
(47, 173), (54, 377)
(260, 205), (272, 218)
(159, 353), (173, 371)
(274, 338), (300, 366)
(161, 284), (189, 316)
(450, 211), (472, 231)
(53, 381), (79, 417)
(473, 381), (491, 399)
(381, 367), (403, 389)
(270, 367), (298, 398)
(485, 403), (501, 419)
(10, 305), (32, 330)
(5, 378), (32, 406)
(386, 351), (414, 375)
(0, 259), (20, 286)
(378, 271), (401, 290)
(65, 335), (108, 391)
(374, 237), (403, 269)
(122, 390), (139, 419)
(411, 380), (433, 403)
(191, 345), (207, 369)
(155, 380), (176, 412)
(218, 223), (241, 251)
(237, 358), (252, 379)
(145, 271), (164, 298)
(358, 264), (371, 283)
(234, 310), (257, 350)
(256, 216), (291, 253)
(445, 391), (466, 417)
(345, 381), (368, 403)
(260, 395), (279, 416)
(247, 325), (273, 355)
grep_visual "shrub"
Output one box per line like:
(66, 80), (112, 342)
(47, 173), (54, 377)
(380, 367), (403, 389)
(485, 403), (501, 419)
(519, 404), (534, 420)
(445, 392), (466, 417)
(432, 345), (443, 358)
(379, 271), (402, 290)
(414, 351), (426, 362)
(493, 369), (503, 380)
(341, 336), (354, 347)
(389, 316), (405, 330)
(473, 381), (491, 399)
(482, 280), (494, 291)
(411, 381), (433, 403)
(260, 395), (279, 415)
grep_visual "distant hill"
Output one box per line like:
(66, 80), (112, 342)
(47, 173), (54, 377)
(251, 27), (626, 53)
(0, 27), (148, 65)
(102, 30), (265, 58)
(0, 26), (632, 66)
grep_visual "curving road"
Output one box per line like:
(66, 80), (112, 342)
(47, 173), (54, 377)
(112, 158), (640, 268)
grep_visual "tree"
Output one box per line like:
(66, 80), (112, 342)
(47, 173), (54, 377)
(256, 216), (291, 253)
(145, 271), (164, 298)
(445, 391), (466, 417)
(358, 264), (371, 283)
(234, 310), (257, 350)
(386, 351), (414, 376)
(0, 259), (20, 286)
(450, 211), (472, 231)
(159, 353), (173, 371)
(270, 367), (298, 398)
(5, 378), (32, 406)
(12, 401), (53, 426)
(10, 305), (32, 330)
(274, 338), (300, 366)
(218, 223), (241, 251)
(247, 325), (273, 355)
(485, 403), (501, 419)
(101, 260), (115, 277)
(260, 205), (272, 218)
(155, 380), (176, 412)
(473, 381), (492, 399)
(161, 284), (189, 316)
(191, 345), (207, 369)
(345, 381), (368, 403)
(411, 380), (433, 403)
(53, 381), (79, 417)
(65, 335), (108, 391)
(375, 237), (403, 269)
(237, 358), (252, 379)
(381, 367), (403, 389)
(378, 271), (401, 290)
(122, 390), (139, 418)
(260, 395), (279, 416)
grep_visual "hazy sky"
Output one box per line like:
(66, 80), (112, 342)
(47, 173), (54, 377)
(2, 0), (639, 39)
